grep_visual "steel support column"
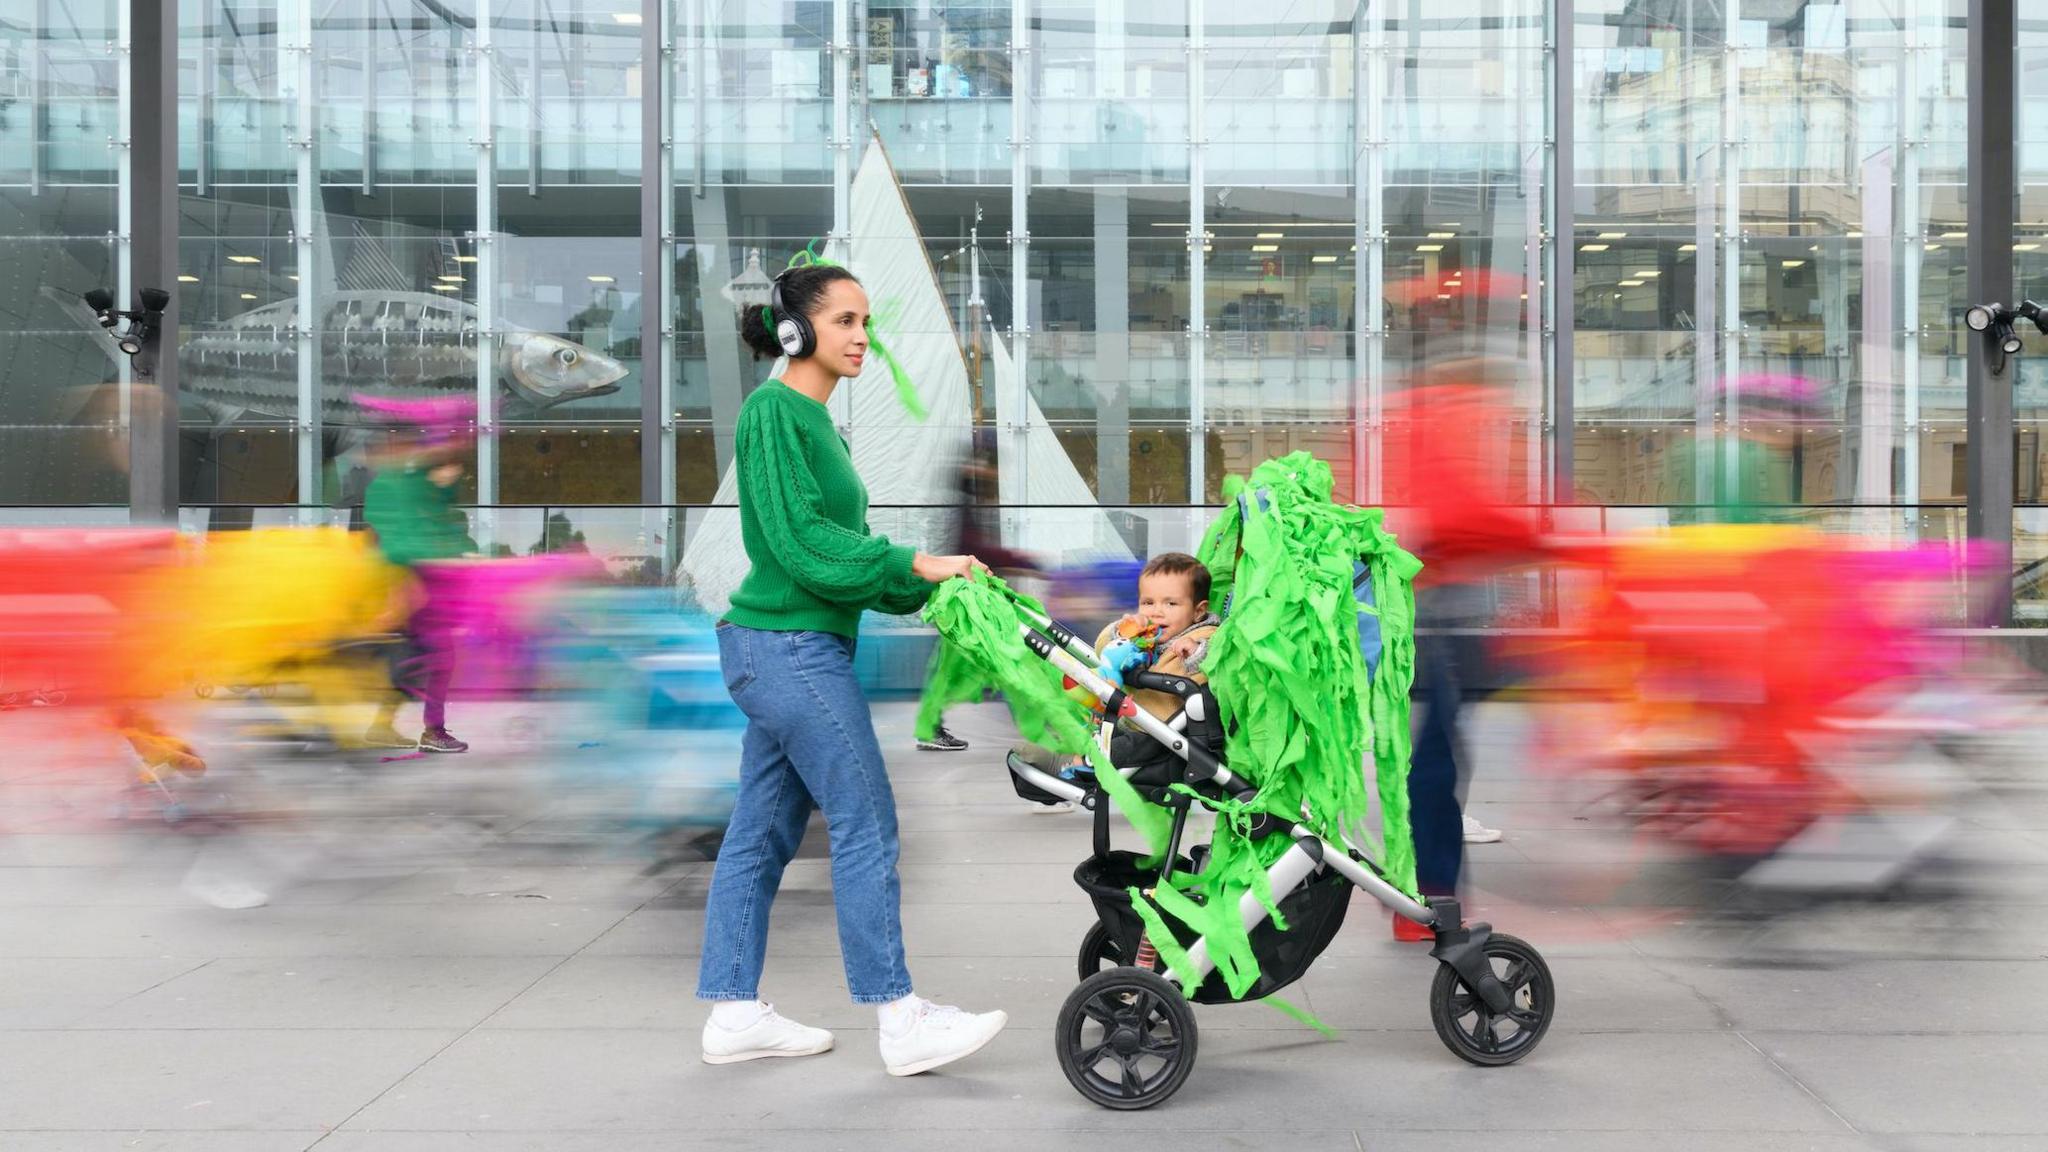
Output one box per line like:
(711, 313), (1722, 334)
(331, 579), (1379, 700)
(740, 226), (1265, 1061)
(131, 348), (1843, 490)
(641, 0), (672, 509)
(1966, 0), (2016, 622)
(1187, 1), (1207, 502)
(1549, 0), (1574, 503)
(129, 0), (179, 525)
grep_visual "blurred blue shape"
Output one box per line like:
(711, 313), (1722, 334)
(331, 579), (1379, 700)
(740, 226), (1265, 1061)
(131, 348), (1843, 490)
(544, 588), (741, 832)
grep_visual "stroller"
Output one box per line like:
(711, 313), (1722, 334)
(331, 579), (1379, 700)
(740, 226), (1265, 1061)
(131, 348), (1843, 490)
(995, 497), (1556, 1109)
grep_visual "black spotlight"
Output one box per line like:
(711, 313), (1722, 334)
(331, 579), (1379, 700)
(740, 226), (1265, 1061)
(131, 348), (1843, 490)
(2000, 322), (2024, 356)
(82, 288), (117, 325)
(1966, 302), (2001, 333)
(2018, 300), (2048, 334)
(80, 287), (168, 363)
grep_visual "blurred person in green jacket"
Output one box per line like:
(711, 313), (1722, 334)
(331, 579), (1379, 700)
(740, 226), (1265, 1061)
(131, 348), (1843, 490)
(358, 396), (479, 754)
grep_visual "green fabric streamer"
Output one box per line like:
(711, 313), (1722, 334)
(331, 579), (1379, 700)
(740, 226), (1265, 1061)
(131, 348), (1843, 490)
(920, 574), (1168, 853)
(914, 638), (987, 742)
(1123, 450), (1423, 1002)
(864, 328), (928, 421)
(777, 243), (928, 421)
(1262, 994), (1340, 1039)
(924, 457), (1422, 1013)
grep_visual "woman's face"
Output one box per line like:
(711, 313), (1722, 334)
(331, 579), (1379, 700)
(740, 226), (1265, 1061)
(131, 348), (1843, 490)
(806, 279), (871, 381)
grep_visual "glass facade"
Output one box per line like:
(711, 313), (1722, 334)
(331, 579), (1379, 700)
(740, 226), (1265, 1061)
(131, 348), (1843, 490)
(1, 0), (127, 504)
(0, 0), (2028, 601)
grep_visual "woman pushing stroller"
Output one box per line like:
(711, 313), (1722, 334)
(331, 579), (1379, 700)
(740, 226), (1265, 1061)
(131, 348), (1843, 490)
(697, 259), (1008, 1077)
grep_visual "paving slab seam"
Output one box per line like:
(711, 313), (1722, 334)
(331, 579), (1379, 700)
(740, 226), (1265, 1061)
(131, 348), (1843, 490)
(299, 1124), (1899, 1136)
(71, 956), (215, 1023)
(297, 870), (699, 1152)
(1626, 938), (1863, 1136)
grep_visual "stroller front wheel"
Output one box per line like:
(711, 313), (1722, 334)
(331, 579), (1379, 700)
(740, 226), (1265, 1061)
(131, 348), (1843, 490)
(1077, 921), (1125, 979)
(1056, 967), (1198, 1110)
(1429, 931), (1554, 1066)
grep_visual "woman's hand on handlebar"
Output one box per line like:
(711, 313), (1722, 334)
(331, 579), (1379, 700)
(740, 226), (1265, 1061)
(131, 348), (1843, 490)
(913, 553), (990, 584)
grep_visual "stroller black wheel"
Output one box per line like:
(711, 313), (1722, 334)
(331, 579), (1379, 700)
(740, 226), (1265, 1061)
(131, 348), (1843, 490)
(1077, 922), (1124, 979)
(1056, 967), (1197, 1110)
(1429, 931), (1554, 1067)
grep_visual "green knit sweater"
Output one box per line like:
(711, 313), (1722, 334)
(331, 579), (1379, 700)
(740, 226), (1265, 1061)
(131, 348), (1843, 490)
(363, 466), (476, 569)
(724, 380), (933, 637)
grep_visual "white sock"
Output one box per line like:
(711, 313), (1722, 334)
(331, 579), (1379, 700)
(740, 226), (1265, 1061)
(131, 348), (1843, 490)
(878, 994), (923, 1035)
(709, 999), (769, 1030)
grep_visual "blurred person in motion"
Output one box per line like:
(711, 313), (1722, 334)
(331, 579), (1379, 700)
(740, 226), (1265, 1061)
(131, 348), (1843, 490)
(1380, 337), (1544, 940)
(915, 428), (1041, 752)
(700, 261), (1007, 1076)
(359, 397), (478, 754)
(1668, 374), (1819, 525)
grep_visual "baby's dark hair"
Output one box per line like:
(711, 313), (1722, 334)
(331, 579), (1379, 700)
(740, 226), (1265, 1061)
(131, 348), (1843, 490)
(1141, 552), (1211, 604)
(739, 263), (861, 358)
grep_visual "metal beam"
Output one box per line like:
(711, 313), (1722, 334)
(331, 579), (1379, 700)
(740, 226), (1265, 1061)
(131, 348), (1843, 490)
(1009, 0), (1031, 505)
(1352, 0), (1381, 504)
(1966, 0), (2016, 623)
(1549, 0), (1574, 503)
(289, 0), (320, 515)
(129, 0), (179, 525)
(640, 0), (668, 506)
(1719, 0), (1744, 501)
(1187, 0), (1206, 503)
(475, 0), (499, 538)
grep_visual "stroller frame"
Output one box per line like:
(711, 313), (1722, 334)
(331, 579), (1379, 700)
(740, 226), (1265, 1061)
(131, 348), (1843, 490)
(1003, 594), (1555, 1108)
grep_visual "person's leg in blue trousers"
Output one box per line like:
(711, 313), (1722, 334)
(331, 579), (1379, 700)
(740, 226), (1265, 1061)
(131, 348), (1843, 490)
(697, 624), (913, 1005)
(1408, 630), (1467, 897)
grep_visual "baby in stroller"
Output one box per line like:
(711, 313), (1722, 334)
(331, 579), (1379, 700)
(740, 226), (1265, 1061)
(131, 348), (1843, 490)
(1031, 553), (1221, 796)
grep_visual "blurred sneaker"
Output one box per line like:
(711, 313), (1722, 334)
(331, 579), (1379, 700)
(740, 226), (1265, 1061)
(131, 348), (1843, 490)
(182, 871), (268, 910)
(1462, 814), (1503, 843)
(1030, 800), (1077, 815)
(916, 726), (969, 752)
(879, 998), (1007, 1076)
(362, 723), (415, 750)
(701, 1003), (834, 1065)
(418, 727), (469, 754)
(1392, 911), (1434, 942)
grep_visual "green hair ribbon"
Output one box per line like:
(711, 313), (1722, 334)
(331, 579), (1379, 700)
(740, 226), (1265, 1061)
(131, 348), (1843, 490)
(779, 243), (928, 422)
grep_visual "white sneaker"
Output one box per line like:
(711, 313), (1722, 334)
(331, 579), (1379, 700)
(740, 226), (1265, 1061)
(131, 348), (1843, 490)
(878, 998), (1007, 1077)
(1030, 800), (1077, 815)
(701, 1003), (834, 1064)
(1462, 813), (1503, 844)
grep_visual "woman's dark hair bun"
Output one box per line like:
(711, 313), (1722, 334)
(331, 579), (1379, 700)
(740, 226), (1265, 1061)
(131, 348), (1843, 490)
(736, 263), (861, 359)
(740, 303), (781, 358)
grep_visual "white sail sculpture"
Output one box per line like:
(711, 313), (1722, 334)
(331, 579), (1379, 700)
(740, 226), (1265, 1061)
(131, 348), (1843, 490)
(986, 326), (1132, 561)
(681, 135), (1129, 611)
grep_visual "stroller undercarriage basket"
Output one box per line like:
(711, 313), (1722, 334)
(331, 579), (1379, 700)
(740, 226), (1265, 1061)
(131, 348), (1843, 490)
(1075, 849), (1353, 1005)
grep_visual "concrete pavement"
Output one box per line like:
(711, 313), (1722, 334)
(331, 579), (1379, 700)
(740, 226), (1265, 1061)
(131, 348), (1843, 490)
(1, 699), (2044, 1150)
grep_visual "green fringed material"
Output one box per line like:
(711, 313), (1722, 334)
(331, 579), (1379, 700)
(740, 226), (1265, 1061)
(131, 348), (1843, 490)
(924, 455), (1422, 1012)
(1262, 995), (1340, 1038)
(913, 639), (986, 742)
(864, 330), (928, 421)
(778, 244), (927, 421)
(920, 575), (1169, 853)
(1126, 451), (1423, 1001)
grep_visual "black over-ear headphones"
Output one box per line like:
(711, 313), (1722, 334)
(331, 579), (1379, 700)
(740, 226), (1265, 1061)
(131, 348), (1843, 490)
(769, 271), (816, 360)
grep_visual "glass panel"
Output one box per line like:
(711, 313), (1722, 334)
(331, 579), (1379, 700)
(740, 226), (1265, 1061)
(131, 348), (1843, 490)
(1572, 0), (1967, 512)
(0, 2), (125, 504)
(1378, 0), (1550, 512)
(491, 0), (642, 504)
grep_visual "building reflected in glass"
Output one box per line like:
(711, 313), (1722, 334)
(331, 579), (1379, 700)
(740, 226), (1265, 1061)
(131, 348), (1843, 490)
(5, 0), (2033, 586)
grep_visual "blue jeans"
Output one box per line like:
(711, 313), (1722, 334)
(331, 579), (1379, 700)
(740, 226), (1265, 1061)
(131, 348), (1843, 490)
(697, 623), (913, 1005)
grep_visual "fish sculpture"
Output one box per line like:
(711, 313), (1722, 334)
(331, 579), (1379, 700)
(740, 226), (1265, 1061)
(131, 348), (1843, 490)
(47, 288), (627, 423)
